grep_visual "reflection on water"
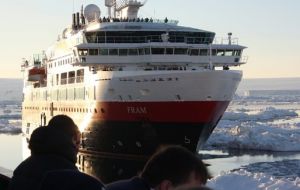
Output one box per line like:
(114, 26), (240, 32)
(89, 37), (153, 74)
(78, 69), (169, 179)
(2, 135), (300, 183)
(77, 152), (146, 183)
(0, 134), (23, 171)
(200, 149), (300, 177)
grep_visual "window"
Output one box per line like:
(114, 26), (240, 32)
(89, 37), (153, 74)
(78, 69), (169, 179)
(128, 49), (138, 55)
(225, 50), (234, 56)
(138, 48), (145, 55)
(61, 73), (67, 85)
(76, 69), (84, 83)
(78, 49), (88, 56)
(190, 49), (199, 56)
(109, 49), (118, 55)
(234, 50), (242, 56)
(145, 48), (150, 55)
(174, 48), (188, 55)
(89, 49), (99, 56)
(199, 49), (208, 56)
(56, 74), (59, 85)
(217, 49), (225, 56)
(211, 49), (217, 56)
(166, 48), (174, 55)
(151, 48), (165, 54)
(85, 31), (215, 44)
(99, 49), (109, 55)
(119, 49), (128, 56)
(68, 71), (75, 84)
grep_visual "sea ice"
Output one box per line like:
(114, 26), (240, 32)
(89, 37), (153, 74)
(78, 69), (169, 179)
(207, 168), (300, 190)
(205, 105), (300, 151)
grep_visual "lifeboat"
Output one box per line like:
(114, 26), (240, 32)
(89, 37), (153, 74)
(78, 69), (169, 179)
(28, 67), (46, 81)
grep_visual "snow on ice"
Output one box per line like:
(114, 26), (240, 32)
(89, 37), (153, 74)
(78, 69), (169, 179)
(205, 106), (300, 151)
(207, 168), (300, 190)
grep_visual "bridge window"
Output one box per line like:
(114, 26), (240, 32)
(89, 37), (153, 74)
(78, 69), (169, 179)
(233, 50), (242, 56)
(211, 49), (217, 56)
(217, 50), (225, 56)
(225, 50), (234, 56)
(89, 49), (99, 56)
(190, 49), (199, 56)
(174, 48), (188, 55)
(166, 48), (174, 55)
(138, 48), (145, 55)
(145, 48), (150, 55)
(199, 49), (208, 56)
(119, 49), (128, 56)
(109, 49), (118, 55)
(99, 49), (109, 55)
(151, 48), (165, 54)
(128, 49), (138, 55)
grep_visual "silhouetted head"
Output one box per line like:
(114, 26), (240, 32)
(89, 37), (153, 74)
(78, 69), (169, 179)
(48, 115), (79, 137)
(48, 115), (80, 151)
(141, 146), (210, 190)
(29, 115), (80, 163)
(174, 186), (213, 190)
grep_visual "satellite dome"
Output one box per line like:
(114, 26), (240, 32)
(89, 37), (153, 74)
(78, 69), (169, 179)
(84, 4), (101, 22)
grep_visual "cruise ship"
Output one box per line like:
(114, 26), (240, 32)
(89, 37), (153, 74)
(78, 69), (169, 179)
(21, 0), (247, 160)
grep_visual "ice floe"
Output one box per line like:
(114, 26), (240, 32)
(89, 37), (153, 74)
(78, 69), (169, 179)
(223, 107), (298, 122)
(205, 103), (300, 151)
(207, 169), (300, 190)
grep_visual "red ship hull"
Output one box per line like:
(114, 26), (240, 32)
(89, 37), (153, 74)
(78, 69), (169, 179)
(80, 101), (230, 155)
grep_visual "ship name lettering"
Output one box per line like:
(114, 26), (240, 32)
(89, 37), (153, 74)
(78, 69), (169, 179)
(127, 107), (147, 114)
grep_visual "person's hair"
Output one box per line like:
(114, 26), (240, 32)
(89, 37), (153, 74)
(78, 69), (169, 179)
(140, 146), (210, 188)
(47, 115), (79, 137)
(174, 186), (213, 190)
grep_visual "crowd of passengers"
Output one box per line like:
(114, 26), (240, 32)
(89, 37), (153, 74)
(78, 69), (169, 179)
(1, 115), (213, 190)
(99, 17), (169, 23)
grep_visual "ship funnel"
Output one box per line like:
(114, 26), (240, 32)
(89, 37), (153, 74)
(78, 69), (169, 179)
(72, 13), (76, 30)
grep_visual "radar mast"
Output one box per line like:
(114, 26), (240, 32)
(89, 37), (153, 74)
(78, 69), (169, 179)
(105, 0), (147, 19)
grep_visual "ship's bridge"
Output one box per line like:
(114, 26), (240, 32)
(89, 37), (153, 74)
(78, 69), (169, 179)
(84, 22), (215, 44)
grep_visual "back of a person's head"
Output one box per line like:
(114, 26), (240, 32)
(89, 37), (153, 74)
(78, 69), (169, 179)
(47, 115), (79, 137)
(29, 126), (77, 163)
(140, 146), (210, 187)
(174, 186), (213, 190)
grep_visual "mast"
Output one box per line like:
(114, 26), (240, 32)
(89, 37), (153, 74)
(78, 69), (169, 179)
(105, 0), (146, 19)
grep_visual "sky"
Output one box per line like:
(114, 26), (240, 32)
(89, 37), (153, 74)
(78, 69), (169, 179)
(0, 0), (299, 79)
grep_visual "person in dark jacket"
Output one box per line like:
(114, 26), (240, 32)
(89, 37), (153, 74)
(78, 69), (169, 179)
(0, 173), (10, 190)
(8, 115), (103, 190)
(39, 169), (105, 190)
(106, 146), (210, 190)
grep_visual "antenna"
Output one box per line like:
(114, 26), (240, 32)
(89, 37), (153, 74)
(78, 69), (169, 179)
(228, 32), (232, 45)
(105, 0), (147, 19)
